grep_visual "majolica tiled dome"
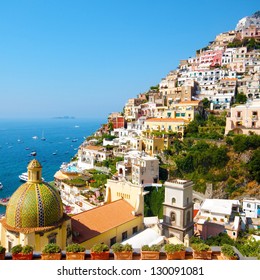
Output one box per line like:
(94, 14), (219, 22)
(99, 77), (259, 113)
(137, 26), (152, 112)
(6, 159), (63, 228)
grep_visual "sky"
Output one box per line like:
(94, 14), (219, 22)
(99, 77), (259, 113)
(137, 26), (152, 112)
(0, 0), (259, 120)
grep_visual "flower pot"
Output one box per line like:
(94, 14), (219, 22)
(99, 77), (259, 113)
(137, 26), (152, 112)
(113, 251), (133, 260)
(66, 252), (85, 260)
(0, 252), (6, 260)
(193, 250), (212, 260)
(12, 253), (33, 260)
(221, 253), (238, 260)
(141, 251), (160, 260)
(41, 253), (62, 260)
(166, 250), (186, 260)
(91, 251), (110, 260)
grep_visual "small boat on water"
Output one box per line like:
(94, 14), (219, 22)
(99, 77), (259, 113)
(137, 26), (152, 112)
(32, 136), (38, 140)
(72, 138), (78, 142)
(19, 172), (44, 182)
(0, 182), (3, 190)
(41, 131), (46, 141)
(30, 151), (37, 156)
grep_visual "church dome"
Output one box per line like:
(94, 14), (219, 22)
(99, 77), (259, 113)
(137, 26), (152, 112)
(5, 159), (64, 229)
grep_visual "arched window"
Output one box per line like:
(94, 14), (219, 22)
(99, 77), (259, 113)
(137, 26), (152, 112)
(247, 203), (251, 208)
(170, 212), (176, 224)
(172, 197), (176, 204)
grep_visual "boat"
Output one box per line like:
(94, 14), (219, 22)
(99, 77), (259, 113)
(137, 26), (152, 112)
(32, 136), (38, 140)
(52, 152), (57, 155)
(0, 197), (10, 206)
(19, 172), (44, 182)
(30, 151), (37, 156)
(72, 138), (78, 142)
(41, 131), (46, 141)
(0, 182), (3, 190)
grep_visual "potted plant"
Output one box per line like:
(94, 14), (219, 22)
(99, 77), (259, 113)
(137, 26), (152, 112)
(90, 243), (110, 260)
(0, 245), (6, 260)
(11, 244), (34, 260)
(66, 243), (86, 260)
(41, 243), (62, 260)
(164, 243), (186, 260)
(221, 244), (238, 260)
(141, 244), (160, 260)
(192, 243), (212, 260)
(111, 243), (133, 260)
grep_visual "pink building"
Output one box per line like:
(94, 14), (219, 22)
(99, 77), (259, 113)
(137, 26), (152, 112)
(225, 100), (260, 135)
(198, 49), (224, 68)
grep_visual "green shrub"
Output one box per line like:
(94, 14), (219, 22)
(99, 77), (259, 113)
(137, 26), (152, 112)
(91, 243), (109, 253)
(111, 243), (133, 252)
(11, 244), (23, 254)
(0, 245), (6, 254)
(164, 244), (185, 253)
(192, 243), (210, 252)
(141, 244), (160, 252)
(221, 244), (236, 257)
(66, 243), (85, 253)
(22, 245), (33, 254)
(42, 243), (61, 253)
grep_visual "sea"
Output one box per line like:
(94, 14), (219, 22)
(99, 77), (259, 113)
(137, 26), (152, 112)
(0, 117), (105, 215)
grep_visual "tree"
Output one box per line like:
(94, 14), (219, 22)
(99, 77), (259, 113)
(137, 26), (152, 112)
(236, 93), (247, 104)
(247, 149), (260, 183)
(202, 98), (210, 109)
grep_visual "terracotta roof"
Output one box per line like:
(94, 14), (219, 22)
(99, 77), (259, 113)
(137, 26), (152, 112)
(145, 118), (189, 123)
(71, 199), (139, 243)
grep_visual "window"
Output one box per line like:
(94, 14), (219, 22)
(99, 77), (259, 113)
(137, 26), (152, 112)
(132, 226), (138, 235)
(247, 203), (251, 208)
(122, 231), (128, 241)
(170, 212), (176, 224)
(110, 237), (116, 247)
(172, 197), (176, 204)
(47, 232), (57, 244)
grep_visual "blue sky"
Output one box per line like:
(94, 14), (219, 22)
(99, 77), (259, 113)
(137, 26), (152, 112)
(0, 0), (259, 119)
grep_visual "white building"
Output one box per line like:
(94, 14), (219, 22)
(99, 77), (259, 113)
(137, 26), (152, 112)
(199, 199), (240, 223)
(116, 151), (159, 186)
(78, 145), (112, 170)
(162, 179), (194, 242)
(242, 198), (260, 219)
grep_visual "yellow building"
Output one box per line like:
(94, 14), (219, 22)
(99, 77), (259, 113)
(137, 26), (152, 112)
(70, 179), (145, 249)
(0, 159), (71, 252)
(144, 118), (189, 137)
(71, 199), (143, 249)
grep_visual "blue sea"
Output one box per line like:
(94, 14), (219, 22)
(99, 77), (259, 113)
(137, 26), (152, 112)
(0, 118), (104, 214)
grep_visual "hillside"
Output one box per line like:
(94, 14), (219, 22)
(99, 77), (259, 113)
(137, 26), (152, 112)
(160, 133), (260, 199)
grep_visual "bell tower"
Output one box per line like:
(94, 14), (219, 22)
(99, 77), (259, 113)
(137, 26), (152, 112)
(162, 179), (194, 242)
(27, 159), (43, 183)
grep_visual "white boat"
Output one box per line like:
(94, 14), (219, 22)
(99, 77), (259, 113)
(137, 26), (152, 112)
(0, 182), (3, 190)
(19, 172), (44, 182)
(30, 151), (37, 156)
(32, 136), (38, 140)
(41, 131), (46, 141)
